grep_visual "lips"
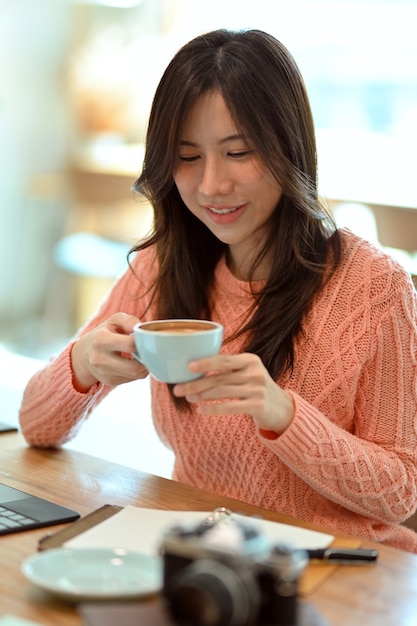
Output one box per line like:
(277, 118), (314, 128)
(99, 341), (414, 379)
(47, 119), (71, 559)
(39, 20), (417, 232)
(202, 203), (246, 225)
(207, 206), (239, 215)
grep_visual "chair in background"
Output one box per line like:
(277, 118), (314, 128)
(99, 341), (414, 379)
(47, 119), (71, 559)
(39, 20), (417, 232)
(331, 202), (379, 244)
(331, 200), (417, 287)
(372, 203), (417, 252)
(371, 203), (417, 288)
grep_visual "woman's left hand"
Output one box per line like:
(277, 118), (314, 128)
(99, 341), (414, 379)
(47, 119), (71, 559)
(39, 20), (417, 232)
(173, 353), (294, 434)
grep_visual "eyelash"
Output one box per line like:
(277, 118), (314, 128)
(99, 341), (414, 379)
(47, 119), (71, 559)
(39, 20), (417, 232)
(179, 155), (199, 163)
(179, 150), (252, 163)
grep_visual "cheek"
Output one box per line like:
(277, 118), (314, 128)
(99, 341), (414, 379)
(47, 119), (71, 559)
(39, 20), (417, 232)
(259, 175), (283, 205)
(250, 176), (281, 202)
(173, 177), (197, 215)
(266, 184), (283, 206)
(173, 172), (192, 200)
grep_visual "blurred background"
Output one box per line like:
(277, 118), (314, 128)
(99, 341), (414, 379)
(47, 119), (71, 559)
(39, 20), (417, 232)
(1, 0), (416, 476)
(1, 0), (416, 360)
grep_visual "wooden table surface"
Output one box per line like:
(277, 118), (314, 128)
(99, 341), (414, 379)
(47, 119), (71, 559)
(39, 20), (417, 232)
(2, 432), (417, 625)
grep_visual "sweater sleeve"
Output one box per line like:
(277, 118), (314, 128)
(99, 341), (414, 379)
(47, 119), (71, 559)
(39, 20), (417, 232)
(19, 249), (156, 448)
(260, 263), (417, 524)
(18, 343), (108, 447)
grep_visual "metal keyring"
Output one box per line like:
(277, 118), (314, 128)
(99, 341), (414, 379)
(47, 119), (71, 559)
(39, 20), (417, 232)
(202, 507), (233, 528)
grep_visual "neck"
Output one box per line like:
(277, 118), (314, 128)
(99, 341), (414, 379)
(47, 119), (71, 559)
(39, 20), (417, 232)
(226, 250), (270, 281)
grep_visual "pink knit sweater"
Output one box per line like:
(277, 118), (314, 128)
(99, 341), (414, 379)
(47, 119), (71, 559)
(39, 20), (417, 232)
(19, 230), (417, 552)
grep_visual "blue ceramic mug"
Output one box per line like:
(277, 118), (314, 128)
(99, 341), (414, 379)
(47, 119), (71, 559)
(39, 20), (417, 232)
(132, 319), (223, 383)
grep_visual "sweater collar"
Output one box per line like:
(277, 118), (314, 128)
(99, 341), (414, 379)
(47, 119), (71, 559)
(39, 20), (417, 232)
(215, 255), (266, 297)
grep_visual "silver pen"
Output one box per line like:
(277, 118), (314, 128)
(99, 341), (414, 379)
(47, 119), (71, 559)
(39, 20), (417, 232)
(306, 547), (378, 565)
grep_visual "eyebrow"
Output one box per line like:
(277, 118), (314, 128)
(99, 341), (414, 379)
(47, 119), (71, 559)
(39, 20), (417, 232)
(179, 134), (247, 147)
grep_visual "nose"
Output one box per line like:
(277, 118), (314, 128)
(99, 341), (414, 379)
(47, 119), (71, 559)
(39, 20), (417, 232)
(198, 156), (233, 197)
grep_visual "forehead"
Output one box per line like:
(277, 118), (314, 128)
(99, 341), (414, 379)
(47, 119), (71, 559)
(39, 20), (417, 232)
(180, 90), (240, 141)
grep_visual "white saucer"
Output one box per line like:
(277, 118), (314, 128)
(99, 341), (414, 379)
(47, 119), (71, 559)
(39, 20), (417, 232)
(22, 547), (162, 601)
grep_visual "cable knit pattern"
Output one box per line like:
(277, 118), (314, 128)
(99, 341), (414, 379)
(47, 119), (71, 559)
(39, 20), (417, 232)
(19, 230), (417, 552)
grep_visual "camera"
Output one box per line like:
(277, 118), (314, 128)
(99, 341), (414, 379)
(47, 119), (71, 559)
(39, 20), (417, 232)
(160, 509), (307, 626)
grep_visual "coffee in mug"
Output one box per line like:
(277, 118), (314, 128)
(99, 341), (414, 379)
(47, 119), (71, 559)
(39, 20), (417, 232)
(133, 319), (223, 383)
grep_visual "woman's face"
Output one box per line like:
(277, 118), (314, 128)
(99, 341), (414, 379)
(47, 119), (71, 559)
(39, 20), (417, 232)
(173, 90), (283, 279)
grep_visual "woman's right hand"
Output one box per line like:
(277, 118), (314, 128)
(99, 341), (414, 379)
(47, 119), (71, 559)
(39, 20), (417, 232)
(70, 313), (149, 392)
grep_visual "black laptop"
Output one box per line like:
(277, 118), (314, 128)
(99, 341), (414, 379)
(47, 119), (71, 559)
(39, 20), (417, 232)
(0, 482), (79, 535)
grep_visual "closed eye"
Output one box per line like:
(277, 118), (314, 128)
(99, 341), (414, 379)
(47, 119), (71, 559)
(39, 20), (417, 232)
(178, 149), (253, 163)
(228, 150), (253, 159)
(179, 155), (200, 163)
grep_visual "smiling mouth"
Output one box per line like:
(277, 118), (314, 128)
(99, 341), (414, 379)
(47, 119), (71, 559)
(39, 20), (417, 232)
(207, 206), (240, 215)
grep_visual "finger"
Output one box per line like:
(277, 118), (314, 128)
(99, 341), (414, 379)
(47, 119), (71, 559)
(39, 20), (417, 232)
(116, 332), (137, 355)
(188, 353), (252, 375)
(93, 323), (137, 356)
(182, 376), (253, 403)
(174, 364), (250, 398)
(113, 358), (148, 383)
(108, 312), (141, 335)
(173, 374), (224, 398)
(93, 351), (149, 386)
(192, 384), (256, 405)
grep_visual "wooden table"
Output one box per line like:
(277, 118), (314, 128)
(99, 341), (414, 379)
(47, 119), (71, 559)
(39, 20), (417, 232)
(2, 432), (417, 625)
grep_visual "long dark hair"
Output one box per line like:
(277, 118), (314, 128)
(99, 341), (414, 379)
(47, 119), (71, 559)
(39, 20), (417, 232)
(130, 29), (342, 380)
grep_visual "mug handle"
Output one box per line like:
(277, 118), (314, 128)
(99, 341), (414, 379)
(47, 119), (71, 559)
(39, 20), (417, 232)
(131, 351), (144, 364)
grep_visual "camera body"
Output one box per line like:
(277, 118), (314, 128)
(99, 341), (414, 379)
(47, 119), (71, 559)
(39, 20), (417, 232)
(160, 512), (307, 626)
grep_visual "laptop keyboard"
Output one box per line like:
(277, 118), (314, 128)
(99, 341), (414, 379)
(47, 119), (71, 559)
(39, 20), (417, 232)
(0, 506), (36, 531)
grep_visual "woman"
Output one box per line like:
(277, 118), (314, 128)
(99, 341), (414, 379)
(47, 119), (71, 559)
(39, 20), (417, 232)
(19, 29), (417, 552)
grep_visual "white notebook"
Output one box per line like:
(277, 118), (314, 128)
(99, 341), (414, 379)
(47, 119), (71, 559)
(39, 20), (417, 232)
(64, 505), (334, 554)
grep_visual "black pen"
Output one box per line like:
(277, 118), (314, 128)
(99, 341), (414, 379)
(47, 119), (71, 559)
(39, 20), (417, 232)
(306, 547), (378, 565)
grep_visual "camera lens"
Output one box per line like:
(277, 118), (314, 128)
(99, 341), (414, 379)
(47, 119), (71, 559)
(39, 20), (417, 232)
(165, 559), (260, 626)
